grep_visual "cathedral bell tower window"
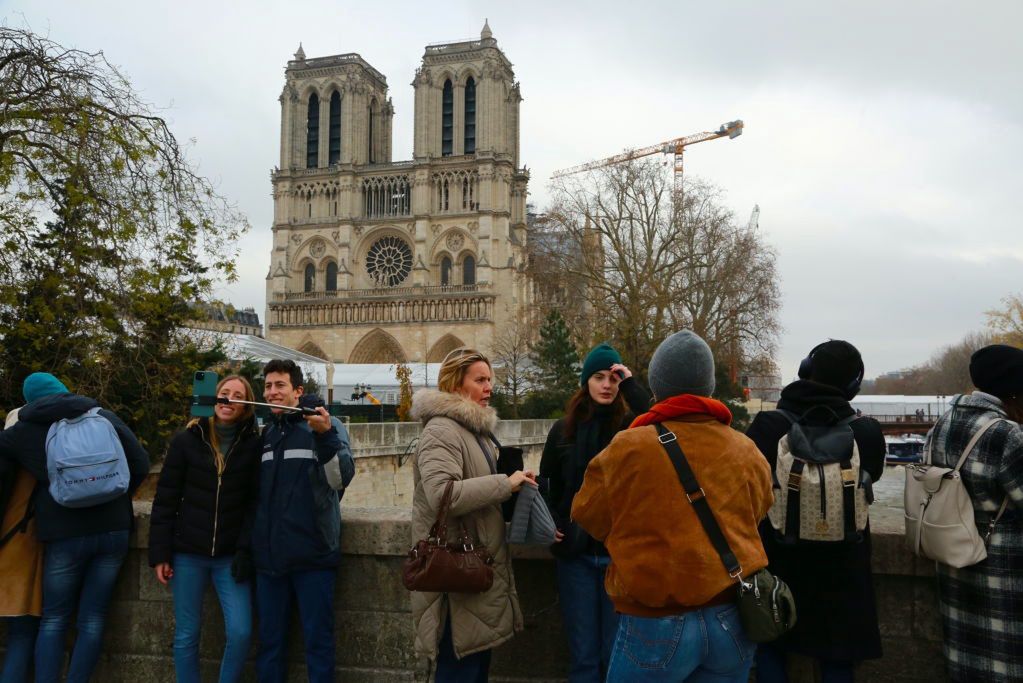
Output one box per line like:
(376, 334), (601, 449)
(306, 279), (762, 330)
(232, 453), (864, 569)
(328, 91), (341, 165)
(464, 77), (476, 155)
(306, 93), (319, 168)
(326, 261), (338, 292)
(441, 79), (453, 157)
(462, 255), (476, 285)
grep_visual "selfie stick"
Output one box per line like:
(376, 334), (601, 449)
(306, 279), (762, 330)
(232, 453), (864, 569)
(192, 395), (319, 416)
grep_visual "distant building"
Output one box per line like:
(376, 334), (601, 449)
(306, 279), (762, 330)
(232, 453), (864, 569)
(191, 304), (263, 337)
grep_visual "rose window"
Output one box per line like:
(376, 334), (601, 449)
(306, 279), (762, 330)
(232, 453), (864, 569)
(365, 236), (413, 287)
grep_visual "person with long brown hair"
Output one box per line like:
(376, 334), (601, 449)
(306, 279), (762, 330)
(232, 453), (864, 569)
(148, 374), (263, 683)
(539, 343), (649, 682)
(410, 347), (535, 682)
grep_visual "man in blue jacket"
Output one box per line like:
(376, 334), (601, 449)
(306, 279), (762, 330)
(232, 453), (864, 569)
(253, 359), (355, 683)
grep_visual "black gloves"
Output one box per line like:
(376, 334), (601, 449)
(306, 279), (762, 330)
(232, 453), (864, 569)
(231, 548), (254, 584)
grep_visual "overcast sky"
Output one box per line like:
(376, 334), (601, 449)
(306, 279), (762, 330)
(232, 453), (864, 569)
(10, 0), (1023, 383)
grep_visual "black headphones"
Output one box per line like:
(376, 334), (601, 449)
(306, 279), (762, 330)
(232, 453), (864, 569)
(798, 341), (864, 400)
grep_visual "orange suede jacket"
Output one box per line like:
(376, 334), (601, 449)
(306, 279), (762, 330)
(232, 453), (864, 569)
(572, 416), (773, 617)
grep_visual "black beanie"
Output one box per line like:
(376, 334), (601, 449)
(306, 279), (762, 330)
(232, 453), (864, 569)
(969, 344), (1023, 400)
(806, 340), (863, 396)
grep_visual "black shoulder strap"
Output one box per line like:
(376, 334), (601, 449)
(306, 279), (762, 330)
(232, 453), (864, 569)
(0, 482), (39, 549)
(653, 423), (743, 578)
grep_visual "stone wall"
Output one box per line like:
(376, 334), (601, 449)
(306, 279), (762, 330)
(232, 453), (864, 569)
(340, 419), (553, 508)
(0, 500), (946, 682)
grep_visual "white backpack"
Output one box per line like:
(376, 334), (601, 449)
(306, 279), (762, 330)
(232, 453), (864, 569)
(45, 407), (129, 508)
(767, 409), (870, 544)
(904, 416), (1008, 568)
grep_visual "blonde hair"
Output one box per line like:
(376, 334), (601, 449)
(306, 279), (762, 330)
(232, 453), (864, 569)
(437, 347), (492, 394)
(187, 374), (255, 474)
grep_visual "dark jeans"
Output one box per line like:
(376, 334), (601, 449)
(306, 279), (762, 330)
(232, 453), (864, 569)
(1, 615), (39, 683)
(34, 529), (130, 683)
(435, 616), (491, 683)
(557, 555), (618, 682)
(170, 553), (252, 683)
(255, 569), (335, 683)
(755, 643), (855, 683)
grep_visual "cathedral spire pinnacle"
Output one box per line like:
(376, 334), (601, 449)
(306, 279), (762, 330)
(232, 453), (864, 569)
(294, 43), (306, 61)
(480, 19), (493, 40)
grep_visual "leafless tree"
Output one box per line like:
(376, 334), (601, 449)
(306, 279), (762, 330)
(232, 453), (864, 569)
(535, 159), (781, 380)
(867, 330), (995, 395)
(489, 310), (535, 418)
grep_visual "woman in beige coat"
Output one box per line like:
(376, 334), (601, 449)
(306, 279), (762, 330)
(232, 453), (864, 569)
(410, 348), (535, 682)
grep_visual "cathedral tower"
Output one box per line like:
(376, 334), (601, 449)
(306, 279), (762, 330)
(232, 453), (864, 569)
(266, 23), (531, 367)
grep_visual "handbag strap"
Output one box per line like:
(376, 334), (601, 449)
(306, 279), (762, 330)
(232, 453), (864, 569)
(428, 481), (456, 540)
(654, 423), (743, 579)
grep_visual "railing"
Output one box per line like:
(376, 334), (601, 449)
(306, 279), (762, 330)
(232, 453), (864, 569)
(871, 414), (940, 424)
(268, 294), (495, 327)
(289, 53), (388, 85)
(274, 283), (491, 302)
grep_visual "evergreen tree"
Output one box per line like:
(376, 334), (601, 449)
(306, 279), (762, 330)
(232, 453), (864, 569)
(524, 310), (580, 418)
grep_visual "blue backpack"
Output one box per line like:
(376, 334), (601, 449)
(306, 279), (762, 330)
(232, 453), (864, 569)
(45, 407), (130, 508)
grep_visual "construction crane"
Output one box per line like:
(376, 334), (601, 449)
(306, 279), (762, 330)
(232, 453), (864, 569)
(551, 120), (744, 192)
(748, 204), (760, 230)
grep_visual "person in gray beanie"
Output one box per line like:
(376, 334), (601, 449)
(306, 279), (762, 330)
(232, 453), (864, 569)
(647, 330), (716, 401)
(573, 330), (772, 682)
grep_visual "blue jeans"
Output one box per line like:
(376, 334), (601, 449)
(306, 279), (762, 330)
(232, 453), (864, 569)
(170, 553), (252, 683)
(435, 615), (491, 683)
(607, 604), (756, 682)
(34, 529), (129, 683)
(1, 616), (39, 683)
(557, 555), (618, 682)
(255, 569), (335, 683)
(755, 643), (855, 683)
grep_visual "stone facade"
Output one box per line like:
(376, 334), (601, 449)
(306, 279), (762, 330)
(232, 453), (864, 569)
(266, 22), (531, 364)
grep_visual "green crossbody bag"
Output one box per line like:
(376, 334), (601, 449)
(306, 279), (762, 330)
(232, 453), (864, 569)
(654, 423), (797, 643)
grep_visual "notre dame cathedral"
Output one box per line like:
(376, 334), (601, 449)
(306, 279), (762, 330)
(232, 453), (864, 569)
(264, 21), (531, 364)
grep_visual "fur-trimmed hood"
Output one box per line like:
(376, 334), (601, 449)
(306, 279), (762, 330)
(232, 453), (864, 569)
(411, 389), (498, 435)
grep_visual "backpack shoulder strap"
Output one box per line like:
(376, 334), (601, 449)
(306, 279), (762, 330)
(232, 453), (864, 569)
(952, 417), (1001, 473)
(0, 481), (39, 549)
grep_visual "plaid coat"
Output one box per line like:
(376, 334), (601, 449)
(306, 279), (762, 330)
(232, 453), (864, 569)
(926, 391), (1023, 682)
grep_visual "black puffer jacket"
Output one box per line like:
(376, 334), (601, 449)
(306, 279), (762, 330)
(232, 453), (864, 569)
(148, 417), (262, 566)
(539, 377), (650, 558)
(746, 379), (885, 661)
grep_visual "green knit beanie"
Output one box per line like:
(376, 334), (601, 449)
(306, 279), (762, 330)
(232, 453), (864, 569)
(580, 343), (622, 386)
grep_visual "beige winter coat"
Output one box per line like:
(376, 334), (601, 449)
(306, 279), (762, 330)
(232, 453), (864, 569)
(410, 390), (523, 659)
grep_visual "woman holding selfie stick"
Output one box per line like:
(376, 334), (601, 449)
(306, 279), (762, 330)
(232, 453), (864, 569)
(410, 348), (535, 682)
(149, 375), (263, 683)
(539, 343), (650, 682)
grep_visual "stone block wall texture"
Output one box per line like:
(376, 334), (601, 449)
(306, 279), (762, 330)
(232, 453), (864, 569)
(1, 502), (947, 682)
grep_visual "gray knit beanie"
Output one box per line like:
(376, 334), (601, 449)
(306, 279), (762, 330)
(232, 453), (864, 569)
(647, 330), (716, 401)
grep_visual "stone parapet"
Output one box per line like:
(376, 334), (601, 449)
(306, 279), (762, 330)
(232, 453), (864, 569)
(1, 498), (945, 682)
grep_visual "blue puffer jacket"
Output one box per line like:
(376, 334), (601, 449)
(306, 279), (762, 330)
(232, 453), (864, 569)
(252, 411), (355, 575)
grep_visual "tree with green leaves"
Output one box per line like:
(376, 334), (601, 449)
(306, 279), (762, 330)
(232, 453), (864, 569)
(0, 27), (247, 457)
(524, 310), (580, 418)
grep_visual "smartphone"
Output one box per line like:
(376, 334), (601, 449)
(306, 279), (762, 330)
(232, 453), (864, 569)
(191, 370), (219, 418)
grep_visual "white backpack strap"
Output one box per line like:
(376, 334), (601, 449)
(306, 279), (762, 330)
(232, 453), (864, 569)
(952, 417), (1001, 473)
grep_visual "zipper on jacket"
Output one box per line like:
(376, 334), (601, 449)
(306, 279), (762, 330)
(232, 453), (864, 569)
(818, 464), (827, 519)
(55, 458), (118, 473)
(205, 425), (245, 557)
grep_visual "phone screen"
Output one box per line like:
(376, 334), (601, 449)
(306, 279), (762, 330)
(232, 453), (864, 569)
(191, 370), (219, 418)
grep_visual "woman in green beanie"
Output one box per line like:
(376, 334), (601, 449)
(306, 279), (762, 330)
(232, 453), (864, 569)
(539, 343), (650, 682)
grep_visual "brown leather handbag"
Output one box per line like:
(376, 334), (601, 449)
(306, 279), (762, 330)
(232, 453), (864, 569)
(402, 481), (495, 593)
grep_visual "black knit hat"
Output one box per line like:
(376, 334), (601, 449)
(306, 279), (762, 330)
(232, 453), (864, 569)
(800, 340), (864, 399)
(969, 344), (1023, 400)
